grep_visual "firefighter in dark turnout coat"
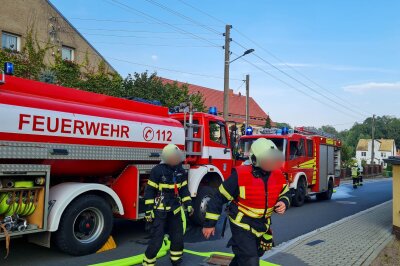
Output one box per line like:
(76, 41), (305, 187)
(202, 138), (290, 266)
(142, 144), (193, 266)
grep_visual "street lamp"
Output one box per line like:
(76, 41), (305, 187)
(230, 49), (255, 64)
(223, 44), (254, 120)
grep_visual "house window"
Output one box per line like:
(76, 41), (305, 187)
(62, 46), (74, 61)
(381, 152), (386, 158)
(361, 152), (366, 156)
(2, 32), (20, 51)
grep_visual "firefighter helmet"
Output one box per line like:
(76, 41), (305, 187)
(161, 144), (184, 163)
(249, 138), (283, 167)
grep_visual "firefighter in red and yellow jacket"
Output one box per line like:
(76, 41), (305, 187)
(202, 138), (290, 266)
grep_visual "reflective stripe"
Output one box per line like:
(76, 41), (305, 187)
(237, 203), (274, 218)
(170, 255), (181, 261)
(182, 196), (191, 202)
(205, 212), (220, 220)
(170, 250), (183, 255)
(173, 207), (181, 215)
(279, 196), (291, 207)
(145, 199), (155, 205)
(143, 255), (156, 263)
(219, 184), (233, 201)
(181, 180), (188, 186)
(156, 204), (171, 210)
(159, 183), (183, 190)
(279, 184), (289, 195)
(239, 186), (246, 199)
(147, 180), (159, 189)
(228, 215), (265, 237)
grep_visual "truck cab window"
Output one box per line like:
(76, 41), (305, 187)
(289, 141), (299, 160)
(307, 139), (313, 157)
(209, 121), (227, 146)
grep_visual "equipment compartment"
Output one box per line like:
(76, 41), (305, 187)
(0, 165), (49, 238)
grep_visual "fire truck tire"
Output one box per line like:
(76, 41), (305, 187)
(191, 186), (217, 226)
(316, 178), (334, 201)
(292, 177), (306, 207)
(53, 194), (113, 256)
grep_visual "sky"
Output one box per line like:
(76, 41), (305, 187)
(51, 0), (400, 130)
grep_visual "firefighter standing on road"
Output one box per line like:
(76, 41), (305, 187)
(202, 138), (290, 266)
(142, 144), (193, 266)
(351, 162), (360, 189)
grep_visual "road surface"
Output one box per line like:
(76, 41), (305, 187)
(2, 178), (392, 266)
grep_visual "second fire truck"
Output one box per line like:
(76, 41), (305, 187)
(237, 127), (342, 206)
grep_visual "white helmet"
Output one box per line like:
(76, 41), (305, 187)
(249, 138), (283, 167)
(161, 144), (184, 163)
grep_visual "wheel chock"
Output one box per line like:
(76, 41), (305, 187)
(97, 236), (117, 253)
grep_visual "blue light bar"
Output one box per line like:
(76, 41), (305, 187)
(208, 106), (217, 115)
(4, 62), (14, 75)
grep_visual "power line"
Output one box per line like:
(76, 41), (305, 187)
(91, 41), (216, 48)
(176, 0), (370, 118)
(78, 30), (222, 40)
(236, 54), (362, 119)
(69, 17), (221, 27)
(103, 0), (222, 48)
(77, 27), (220, 35)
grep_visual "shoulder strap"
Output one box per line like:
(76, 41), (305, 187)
(261, 172), (271, 218)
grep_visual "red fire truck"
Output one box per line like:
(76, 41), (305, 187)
(237, 127), (342, 207)
(0, 72), (233, 255)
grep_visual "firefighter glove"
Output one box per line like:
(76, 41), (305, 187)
(145, 210), (154, 223)
(260, 233), (273, 251)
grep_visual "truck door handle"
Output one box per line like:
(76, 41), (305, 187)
(224, 148), (231, 154)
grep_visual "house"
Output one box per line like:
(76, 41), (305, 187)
(0, 0), (115, 73)
(162, 78), (271, 134)
(356, 139), (397, 167)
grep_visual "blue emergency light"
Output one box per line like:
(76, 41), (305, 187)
(245, 126), (253, 135)
(208, 106), (217, 115)
(4, 62), (14, 75)
(281, 127), (289, 135)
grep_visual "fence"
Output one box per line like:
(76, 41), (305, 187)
(340, 164), (383, 179)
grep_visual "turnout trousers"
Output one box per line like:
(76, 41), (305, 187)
(228, 221), (265, 266)
(143, 210), (183, 266)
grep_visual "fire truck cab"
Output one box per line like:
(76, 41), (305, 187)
(237, 127), (341, 207)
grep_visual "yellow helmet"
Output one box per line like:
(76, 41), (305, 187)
(161, 144), (184, 163)
(249, 138), (283, 167)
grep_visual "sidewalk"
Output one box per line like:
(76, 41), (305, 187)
(263, 201), (393, 266)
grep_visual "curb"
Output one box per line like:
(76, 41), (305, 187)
(262, 200), (393, 260)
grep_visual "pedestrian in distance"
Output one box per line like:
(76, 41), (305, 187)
(202, 138), (290, 266)
(351, 162), (359, 189)
(142, 144), (194, 266)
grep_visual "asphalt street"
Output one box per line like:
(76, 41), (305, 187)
(2, 178), (393, 266)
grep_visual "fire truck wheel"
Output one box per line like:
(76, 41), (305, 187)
(292, 177), (306, 207)
(53, 194), (113, 256)
(316, 178), (334, 201)
(192, 186), (216, 226)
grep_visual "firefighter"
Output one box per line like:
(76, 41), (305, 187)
(358, 164), (364, 186)
(142, 144), (193, 266)
(351, 162), (359, 189)
(202, 138), (290, 266)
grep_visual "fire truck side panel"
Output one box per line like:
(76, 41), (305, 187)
(111, 165), (139, 220)
(48, 182), (124, 232)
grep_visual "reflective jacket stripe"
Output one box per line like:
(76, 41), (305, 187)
(219, 184), (233, 200)
(205, 212), (220, 220)
(147, 180), (159, 189)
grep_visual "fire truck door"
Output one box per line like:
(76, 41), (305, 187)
(319, 145), (334, 191)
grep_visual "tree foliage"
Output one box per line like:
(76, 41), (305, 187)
(0, 26), (206, 112)
(264, 116), (272, 128)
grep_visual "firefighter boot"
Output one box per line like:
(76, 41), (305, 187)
(359, 176), (363, 186)
(352, 178), (357, 189)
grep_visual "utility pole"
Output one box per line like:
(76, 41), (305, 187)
(245, 74), (250, 128)
(223, 25), (232, 120)
(371, 114), (376, 165)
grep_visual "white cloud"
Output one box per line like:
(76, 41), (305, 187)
(151, 55), (158, 61)
(343, 81), (400, 93)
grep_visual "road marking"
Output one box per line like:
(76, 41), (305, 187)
(261, 200), (392, 260)
(335, 200), (357, 204)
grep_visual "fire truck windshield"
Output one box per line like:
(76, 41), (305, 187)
(236, 137), (286, 160)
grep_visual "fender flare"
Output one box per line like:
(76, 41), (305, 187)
(188, 165), (224, 197)
(48, 182), (124, 232)
(289, 172), (308, 189)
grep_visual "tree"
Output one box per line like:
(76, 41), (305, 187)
(264, 116), (272, 128)
(275, 122), (291, 129)
(320, 125), (338, 135)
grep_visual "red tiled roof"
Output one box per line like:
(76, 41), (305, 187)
(161, 78), (270, 126)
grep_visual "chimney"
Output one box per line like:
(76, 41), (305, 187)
(229, 89), (234, 95)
